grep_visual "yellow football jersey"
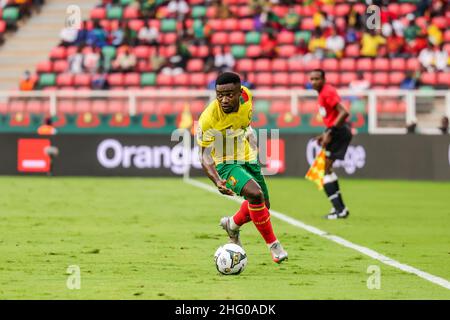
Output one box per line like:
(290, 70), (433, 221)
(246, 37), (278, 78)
(197, 86), (257, 165)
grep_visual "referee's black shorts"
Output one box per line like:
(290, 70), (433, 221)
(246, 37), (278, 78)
(325, 123), (353, 161)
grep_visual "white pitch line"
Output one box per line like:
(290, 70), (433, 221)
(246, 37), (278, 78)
(184, 177), (450, 291)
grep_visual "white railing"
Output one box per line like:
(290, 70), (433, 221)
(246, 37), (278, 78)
(0, 89), (449, 134)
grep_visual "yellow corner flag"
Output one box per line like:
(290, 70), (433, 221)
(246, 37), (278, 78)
(305, 149), (326, 190)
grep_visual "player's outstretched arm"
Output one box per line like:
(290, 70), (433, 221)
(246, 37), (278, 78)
(199, 146), (235, 196)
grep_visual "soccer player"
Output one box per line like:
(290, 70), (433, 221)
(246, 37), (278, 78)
(310, 69), (352, 219)
(197, 72), (288, 264)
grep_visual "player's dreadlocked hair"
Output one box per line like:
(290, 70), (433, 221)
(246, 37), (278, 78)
(216, 72), (241, 86)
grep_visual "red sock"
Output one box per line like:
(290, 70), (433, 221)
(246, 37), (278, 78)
(232, 200), (251, 226)
(248, 202), (277, 244)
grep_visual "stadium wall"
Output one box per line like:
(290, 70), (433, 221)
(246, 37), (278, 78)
(1, 134), (449, 180)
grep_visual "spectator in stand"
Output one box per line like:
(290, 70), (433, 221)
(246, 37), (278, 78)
(173, 39), (191, 70)
(83, 46), (101, 74)
(427, 22), (443, 46)
(19, 70), (35, 91)
(68, 46), (84, 74)
(418, 43), (435, 71)
(282, 7), (300, 31)
(438, 116), (449, 135)
(87, 21), (107, 48)
(400, 71), (420, 90)
(386, 31), (406, 58)
(59, 26), (78, 47)
(214, 46), (235, 73)
(407, 32), (428, 56)
(111, 24), (125, 47)
(308, 28), (326, 59)
(404, 19), (421, 43)
(113, 46), (137, 73)
(326, 28), (345, 58)
(91, 67), (110, 90)
(74, 21), (89, 46)
(215, 1), (232, 19)
(434, 43), (449, 72)
(260, 31), (278, 59)
(346, 4), (363, 30)
(192, 16), (212, 46)
(167, 0), (189, 21)
(123, 23), (138, 47)
(345, 27), (359, 44)
(150, 46), (167, 73)
(360, 29), (386, 58)
(138, 20), (159, 46)
(203, 45), (215, 73)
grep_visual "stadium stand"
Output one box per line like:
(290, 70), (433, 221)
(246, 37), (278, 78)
(21, 0), (448, 93)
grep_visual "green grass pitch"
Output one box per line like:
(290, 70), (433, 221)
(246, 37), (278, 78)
(0, 176), (449, 299)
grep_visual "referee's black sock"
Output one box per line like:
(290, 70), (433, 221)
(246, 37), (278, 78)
(323, 172), (345, 213)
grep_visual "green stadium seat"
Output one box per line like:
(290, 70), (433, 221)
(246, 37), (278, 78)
(245, 32), (261, 45)
(39, 73), (56, 87)
(2, 7), (19, 22)
(192, 6), (207, 18)
(141, 73), (156, 86)
(254, 100), (270, 113)
(120, 0), (133, 5)
(161, 19), (177, 32)
(102, 46), (117, 60)
(107, 6), (123, 20)
(350, 100), (366, 113)
(231, 45), (246, 59)
(295, 31), (311, 44)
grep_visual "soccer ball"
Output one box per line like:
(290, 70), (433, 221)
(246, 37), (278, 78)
(214, 243), (248, 275)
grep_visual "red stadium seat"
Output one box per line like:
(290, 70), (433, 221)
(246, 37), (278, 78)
(90, 8), (106, 20)
(236, 59), (254, 72)
(255, 72), (273, 86)
(269, 101), (290, 114)
(74, 100), (92, 113)
(189, 73), (207, 87)
(254, 59), (271, 72)
(335, 4), (350, 16)
(124, 73), (140, 87)
(206, 7), (217, 19)
(299, 100), (317, 114)
(128, 19), (145, 31)
(322, 59), (339, 72)
(389, 72), (404, 85)
(53, 60), (68, 73)
(389, 58), (406, 71)
(162, 33), (177, 45)
(74, 74), (91, 87)
(91, 100), (108, 114)
(288, 59), (305, 72)
(271, 59), (288, 72)
(278, 31), (295, 45)
(374, 58), (390, 71)
(36, 61), (53, 73)
(339, 58), (356, 71)
(246, 45), (262, 58)
(107, 73), (124, 87)
(420, 72), (437, 86)
(134, 46), (150, 59)
(239, 19), (254, 31)
(156, 73), (173, 86)
(345, 44), (360, 57)
(437, 73), (450, 87)
(326, 72), (339, 86)
(356, 58), (373, 71)
(223, 19), (239, 31)
(108, 100), (128, 114)
(187, 59), (204, 72)
(431, 17), (446, 29)
(406, 58), (420, 71)
(0, 21), (6, 34)
(300, 18), (314, 30)
(273, 73), (289, 86)
(27, 100), (44, 114)
(303, 59), (321, 71)
(123, 7), (140, 19)
(56, 73), (74, 87)
(229, 31), (245, 45)
(211, 32), (229, 45)
(49, 47), (67, 60)
(373, 73), (389, 85)
(340, 72), (357, 86)
(277, 45), (296, 58)
(289, 72), (306, 86)
(173, 73), (189, 86)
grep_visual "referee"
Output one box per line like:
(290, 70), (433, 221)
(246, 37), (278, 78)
(310, 69), (352, 219)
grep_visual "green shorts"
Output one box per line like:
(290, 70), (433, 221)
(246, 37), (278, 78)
(216, 162), (269, 200)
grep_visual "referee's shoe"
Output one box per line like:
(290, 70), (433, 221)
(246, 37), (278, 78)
(324, 207), (350, 220)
